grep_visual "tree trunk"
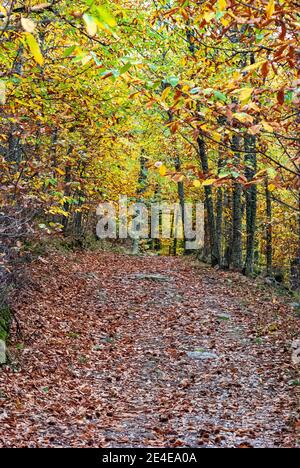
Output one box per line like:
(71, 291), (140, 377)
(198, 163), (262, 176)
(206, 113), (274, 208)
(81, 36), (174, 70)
(132, 151), (148, 254)
(223, 189), (233, 269)
(244, 134), (257, 275)
(175, 155), (188, 253)
(62, 164), (72, 236)
(231, 135), (243, 270)
(197, 136), (220, 266)
(265, 179), (273, 276)
(7, 47), (23, 165)
(290, 188), (300, 290)
(216, 152), (224, 263)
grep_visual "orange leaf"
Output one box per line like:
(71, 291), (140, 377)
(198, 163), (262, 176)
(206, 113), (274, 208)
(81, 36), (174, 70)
(261, 61), (269, 78)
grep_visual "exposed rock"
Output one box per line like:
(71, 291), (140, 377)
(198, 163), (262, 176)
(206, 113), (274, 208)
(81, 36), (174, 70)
(291, 339), (300, 365)
(187, 350), (218, 360)
(0, 340), (6, 364)
(130, 273), (171, 282)
(217, 313), (231, 321)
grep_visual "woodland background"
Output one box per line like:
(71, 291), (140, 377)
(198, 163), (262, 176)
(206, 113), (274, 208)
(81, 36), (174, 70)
(0, 0), (299, 337)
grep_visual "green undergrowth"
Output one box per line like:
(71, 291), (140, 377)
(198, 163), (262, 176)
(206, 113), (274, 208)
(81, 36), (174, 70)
(0, 303), (11, 343)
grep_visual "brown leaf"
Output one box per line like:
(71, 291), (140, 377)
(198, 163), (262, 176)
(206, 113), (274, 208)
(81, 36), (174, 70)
(277, 89), (285, 105)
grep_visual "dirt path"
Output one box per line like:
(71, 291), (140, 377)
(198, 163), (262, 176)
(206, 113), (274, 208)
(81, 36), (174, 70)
(0, 252), (299, 448)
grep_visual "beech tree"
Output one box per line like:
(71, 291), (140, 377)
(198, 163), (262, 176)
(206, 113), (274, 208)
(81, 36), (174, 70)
(0, 0), (299, 286)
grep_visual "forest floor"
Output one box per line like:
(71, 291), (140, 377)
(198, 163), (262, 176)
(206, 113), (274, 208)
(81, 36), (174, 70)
(0, 251), (300, 448)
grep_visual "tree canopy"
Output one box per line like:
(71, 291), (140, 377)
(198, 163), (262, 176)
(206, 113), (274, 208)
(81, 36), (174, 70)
(0, 0), (299, 277)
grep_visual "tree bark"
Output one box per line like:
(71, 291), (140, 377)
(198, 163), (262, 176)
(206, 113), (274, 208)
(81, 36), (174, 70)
(231, 135), (243, 270)
(197, 136), (220, 266)
(216, 152), (224, 263)
(132, 151), (148, 254)
(244, 134), (257, 275)
(175, 154), (189, 253)
(265, 179), (273, 276)
(223, 189), (233, 269)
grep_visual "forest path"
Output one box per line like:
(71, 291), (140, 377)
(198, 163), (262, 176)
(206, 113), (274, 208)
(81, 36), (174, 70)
(1, 251), (299, 448)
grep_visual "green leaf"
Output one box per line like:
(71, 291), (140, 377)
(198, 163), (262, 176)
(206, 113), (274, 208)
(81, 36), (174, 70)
(95, 6), (117, 27)
(168, 76), (180, 87)
(63, 45), (76, 58)
(120, 63), (132, 74)
(214, 90), (227, 102)
(90, 51), (102, 66)
(267, 168), (277, 178)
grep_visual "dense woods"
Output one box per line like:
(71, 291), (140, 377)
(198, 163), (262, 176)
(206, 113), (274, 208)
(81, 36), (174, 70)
(1, 0), (299, 279)
(0, 0), (299, 450)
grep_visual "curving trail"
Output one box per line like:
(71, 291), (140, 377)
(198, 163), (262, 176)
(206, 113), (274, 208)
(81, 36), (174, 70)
(0, 252), (299, 448)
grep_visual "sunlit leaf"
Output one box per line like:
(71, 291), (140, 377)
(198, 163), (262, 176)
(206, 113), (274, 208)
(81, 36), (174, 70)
(268, 184), (276, 192)
(24, 32), (44, 65)
(162, 87), (171, 101)
(232, 87), (253, 103)
(83, 14), (98, 36)
(261, 121), (274, 132)
(203, 179), (216, 186)
(95, 6), (117, 28)
(218, 0), (227, 11)
(159, 165), (167, 176)
(242, 61), (266, 73)
(266, 0), (275, 19)
(21, 17), (36, 33)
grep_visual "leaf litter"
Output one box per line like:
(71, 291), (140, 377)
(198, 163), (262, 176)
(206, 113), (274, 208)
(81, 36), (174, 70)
(0, 252), (299, 448)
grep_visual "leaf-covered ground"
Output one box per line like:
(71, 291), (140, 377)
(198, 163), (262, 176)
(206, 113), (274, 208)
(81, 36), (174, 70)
(0, 252), (299, 448)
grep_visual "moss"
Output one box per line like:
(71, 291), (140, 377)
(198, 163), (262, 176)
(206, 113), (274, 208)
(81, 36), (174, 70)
(0, 305), (11, 342)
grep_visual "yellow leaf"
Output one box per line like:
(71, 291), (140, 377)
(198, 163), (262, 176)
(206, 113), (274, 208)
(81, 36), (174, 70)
(268, 184), (276, 192)
(262, 121), (274, 132)
(232, 71), (242, 80)
(95, 20), (111, 34)
(203, 11), (215, 23)
(221, 17), (230, 27)
(211, 131), (222, 142)
(193, 180), (201, 188)
(49, 207), (69, 217)
(200, 124), (209, 132)
(159, 165), (167, 176)
(21, 17), (36, 33)
(162, 86), (171, 102)
(242, 60), (265, 73)
(266, 0), (275, 19)
(218, 0), (227, 11)
(96, 6), (117, 28)
(240, 87), (253, 103)
(24, 33), (44, 65)
(55, 168), (65, 176)
(203, 179), (216, 186)
(232, 87), (253, 103)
